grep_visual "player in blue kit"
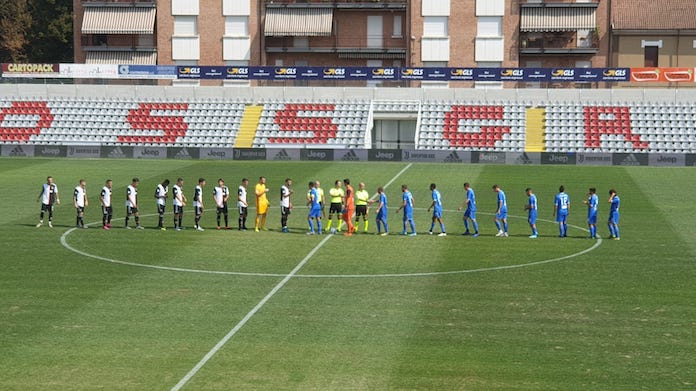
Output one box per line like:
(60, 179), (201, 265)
(608, 189), (620, 240)
(524, 187), (538, 239)
(553, 185), (570, 237)
(493, 184), (508, 237)
(427, 183), (446, 236)
(457, 182), (479, 237)
(583, 187), (599, 239)
(374, 186), (389, 236)
(306, 181), (323, 235)
(396, 184), (416, 236)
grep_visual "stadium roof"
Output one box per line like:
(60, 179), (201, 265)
(613, 0), (696, 30)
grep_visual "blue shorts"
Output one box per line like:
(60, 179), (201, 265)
(432, 207), (442, 219)
(309, 207), (322, 218)
(496, 208), (507, 220)
(403, 209), (413, 221)
(528, 211), (537, 225)
(588, 212), (597, 225)
(556, 211), (568, 223)
(608, 211), (619, 224)
(464, 209), (476, 220)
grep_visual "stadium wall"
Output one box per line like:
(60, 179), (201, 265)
(1, 84), (696, 166)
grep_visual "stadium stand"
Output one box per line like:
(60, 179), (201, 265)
(2, 86), (696, 153)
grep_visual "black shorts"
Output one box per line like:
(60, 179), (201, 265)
(239, 206), (247, 216)
(102, 206), (113, 215)
(157, 204), (166, 215)
(329, 202), (343, 214)
(217, 204), (228, 215)
(195, 206), (203, 216)
(127, 206), (138, 215)
(174, 205), (183, 215)
(41, 203), (54, 212)
(76, 206), (85, 214)
(281, 206), (291, 216)
(355, 205), (367, 217)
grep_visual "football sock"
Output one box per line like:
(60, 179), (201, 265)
(614, 226), (619, 238)
(464, 220), (469, 232)
(563, 223), (568, 236)
(125, 216), (129, 226)
(224, 214), (228, 227)
(103, 215), (107, 226)
(135, 216), (140, 226)
(409, 220), (415, 233)
(255, 216), (260, 229)
(195, 215), (201, 228)
(337, 220), (343, 231)
(364, 220), (368, 231)
(473, 221), (479, 233)
(326, 219), (332, 230)
(383, 221), (389, 232)
(308, 219), (314, 232)
(430, 222), (435, 232)
(495, 221), (501, 231)
(317, 220), (322, 232)
(217, 214), (221, 226)
(440, 223), (445, 232)
(503, 222), (508, 232)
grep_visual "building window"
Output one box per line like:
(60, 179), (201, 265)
(225, 16), (248, 37)
(393, 15), (403, 38)
(644, 46), (658, 67)
(477, 17), (502, 38)
(174, 16), (198, 36)
(423, 16), (448, 38)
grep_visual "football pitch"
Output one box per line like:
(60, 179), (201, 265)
(1, 158), (695, 390)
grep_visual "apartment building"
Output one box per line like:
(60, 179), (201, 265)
(73, 0), (614, 87)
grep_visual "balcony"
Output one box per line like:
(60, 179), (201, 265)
(266, 0), (407, 10)
(519, 31), (599, 56)
(266, 35), (406, 58)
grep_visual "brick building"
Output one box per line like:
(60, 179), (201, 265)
(73, 0), (613, 87)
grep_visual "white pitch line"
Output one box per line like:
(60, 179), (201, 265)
(169, 163), (413, 390)
(170, 234), (331, 391)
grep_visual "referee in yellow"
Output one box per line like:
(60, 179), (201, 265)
(354, 182), (370, 233)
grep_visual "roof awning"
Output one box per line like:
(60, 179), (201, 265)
(85, 51), (157, 65)
(265, 8), (333, 37)
(521, 6), (597, 32)
(82, 7), (156, 34)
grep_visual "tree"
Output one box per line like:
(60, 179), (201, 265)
(27, 0), (73, 62)
(0, 0), (32, 62)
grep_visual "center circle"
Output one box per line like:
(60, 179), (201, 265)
(60, 211), (602, 278)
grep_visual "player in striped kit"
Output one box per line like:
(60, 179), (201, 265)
(100, 179), (113, 230)
(37, 176), (60, 228)
(193, 178), (206, 231)
(213, 178), (230, 230)
(73, 179), (88, 229)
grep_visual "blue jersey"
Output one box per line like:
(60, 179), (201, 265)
(555, 192), (570, 214)
(610, 195), (620, 213)
(588, 194), (598, 216)
(377, 193), (387, 218)
(528, 194), (537, 214)
(403, 190), (414, 214)
(309, 188), (321, 210)
(466, 188), (476, 211)
(432, 189), (443, 211)
(497, 190), (507, 211)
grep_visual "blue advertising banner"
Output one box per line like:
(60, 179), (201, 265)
(174, 66), (636, 82)
(550, 68), (577, 81)
(449, 68), (475, 81)
(523, 68), (551, 82)
(499, 68), (525, 81)
(473, 68), (500, 82)
(118, 65), (177, 79)
(225, 66), (250, 79)
(177, 66), (201, 79)
(600, 68), (630, 82)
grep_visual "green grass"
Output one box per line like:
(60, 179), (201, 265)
(1, 158), (695, 390)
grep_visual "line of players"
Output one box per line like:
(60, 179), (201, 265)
(36, 176), (621, 239)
